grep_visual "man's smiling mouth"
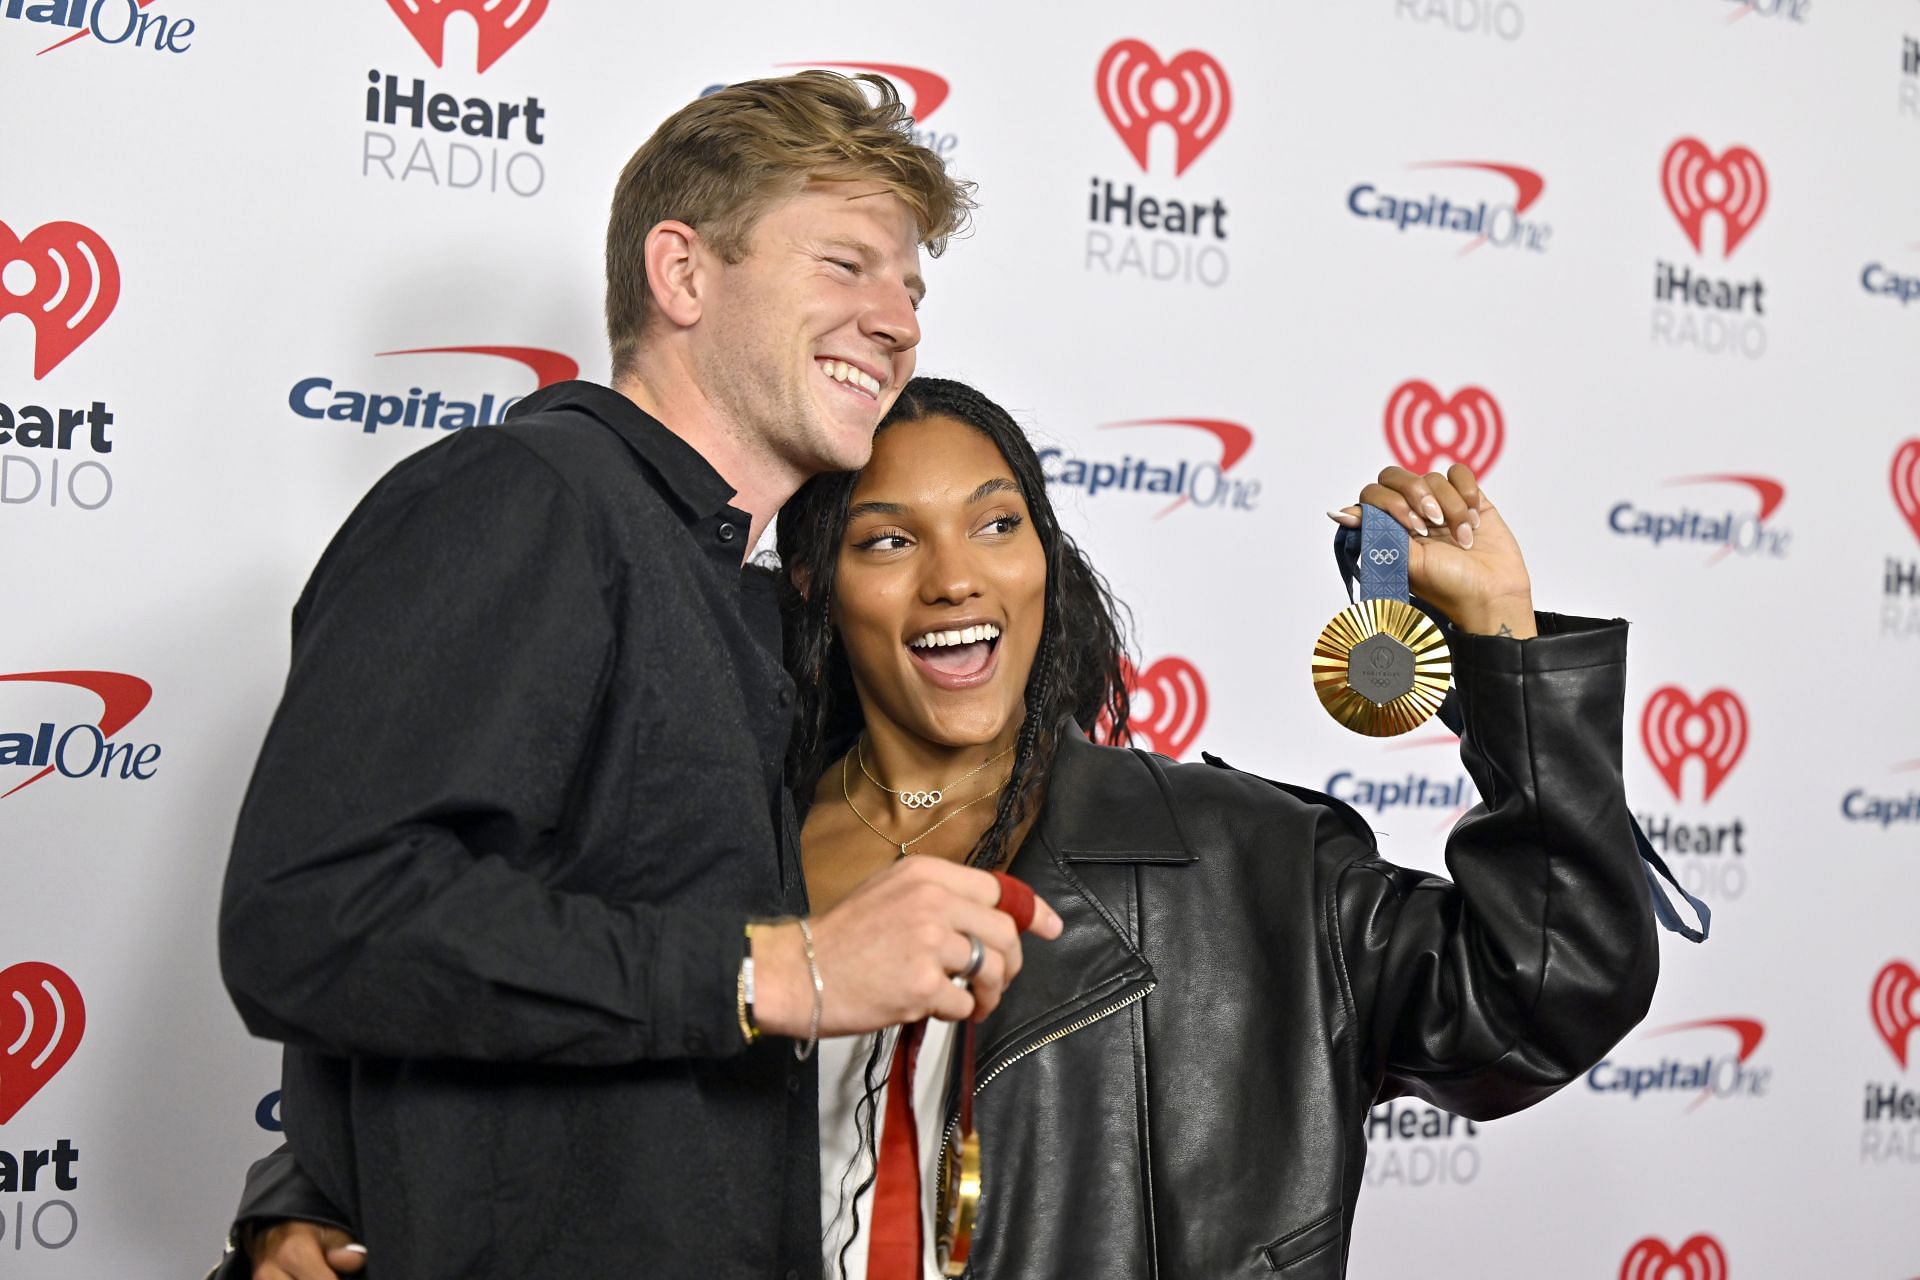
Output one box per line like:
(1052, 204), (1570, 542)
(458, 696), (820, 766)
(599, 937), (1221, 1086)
(818, 357), (881, 399)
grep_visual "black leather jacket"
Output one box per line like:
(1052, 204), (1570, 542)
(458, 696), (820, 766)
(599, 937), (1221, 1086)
(228, 613), (1657, 1278)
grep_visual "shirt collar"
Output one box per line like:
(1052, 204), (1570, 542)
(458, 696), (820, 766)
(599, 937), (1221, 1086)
(508, 380), (738, 523)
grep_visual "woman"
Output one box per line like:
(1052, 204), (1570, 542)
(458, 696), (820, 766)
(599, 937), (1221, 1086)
(232, 376), (1657, 1278)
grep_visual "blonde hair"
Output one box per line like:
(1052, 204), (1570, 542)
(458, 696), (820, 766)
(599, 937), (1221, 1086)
(605, 72), (975, 378)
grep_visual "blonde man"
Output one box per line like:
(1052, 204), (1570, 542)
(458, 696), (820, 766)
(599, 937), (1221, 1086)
(219, 73), (1055, 1280)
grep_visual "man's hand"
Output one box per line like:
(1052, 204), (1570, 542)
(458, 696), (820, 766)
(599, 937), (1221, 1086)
(1332, 464), (1535, 638)
(754, 857), (1062, 1034)
(247, 1221), (366, 1280)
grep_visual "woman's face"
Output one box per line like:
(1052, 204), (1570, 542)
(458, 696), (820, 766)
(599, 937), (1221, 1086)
(832, 413), (1048, 752)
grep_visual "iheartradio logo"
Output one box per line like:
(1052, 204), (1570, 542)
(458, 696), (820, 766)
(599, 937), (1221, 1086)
(1891, 438), (1920, 546)
(1641, 686), (1748, 803)
(1871, 960), (1919, 1069)
(386, 0), (547, 74)
(1096, 40), (1231, 177)
(1102, 655), (1208, 760)
(780, 62), (949, 122)
(1661, 138), (1768, 258)
(0, 962), (85, 1124)
(1, 220), (120, 380)
(1383, 381), (1504, 478)
(1620, 1235), (1728, 1280)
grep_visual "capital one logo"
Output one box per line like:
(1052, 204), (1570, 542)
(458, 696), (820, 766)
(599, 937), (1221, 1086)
(1892, 438), (1920, 545)
(1, 220), (120, 379)
(1620, 1235), (1728, 1280)
(1102, 656), (1208, 760)
(1096, 39), (1230, 176)
(0, 670), (154, 799)
(1871, 960), (1919, 1069)
(386, 0), (546, 74)
(1641, 686), (1748, 802)
(1661, 138), (1768, 257)
(777, 62), (949, 122)
(1384, 381), (1504, 477)
(0, 963), (85, 1124)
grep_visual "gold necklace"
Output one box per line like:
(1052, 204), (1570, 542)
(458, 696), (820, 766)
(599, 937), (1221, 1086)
(842, 750), (1008, 859)
(857, 734), (1016, 810)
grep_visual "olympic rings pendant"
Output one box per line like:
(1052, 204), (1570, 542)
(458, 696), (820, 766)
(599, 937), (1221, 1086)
(900, 789), (944, 810)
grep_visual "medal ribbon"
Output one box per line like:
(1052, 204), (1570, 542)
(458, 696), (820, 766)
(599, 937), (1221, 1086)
(1327, 515), (1711, 944)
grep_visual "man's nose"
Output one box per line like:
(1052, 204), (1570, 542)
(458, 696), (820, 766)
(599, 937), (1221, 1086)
(863, 279), (921, 354)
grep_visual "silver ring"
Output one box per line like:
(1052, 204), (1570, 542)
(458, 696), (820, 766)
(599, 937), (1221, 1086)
(957, 932), (985, 982)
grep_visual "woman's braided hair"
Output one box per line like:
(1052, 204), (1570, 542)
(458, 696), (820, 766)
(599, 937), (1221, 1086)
(776, 375), (1133, 868)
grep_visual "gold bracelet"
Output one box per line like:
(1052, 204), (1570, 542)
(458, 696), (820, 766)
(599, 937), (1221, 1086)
(736, 923), (760, 1045)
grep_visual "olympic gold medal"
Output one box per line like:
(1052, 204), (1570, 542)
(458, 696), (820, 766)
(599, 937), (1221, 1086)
(1311, 598), (1451, 736)
(937, 1130), (980, 1276)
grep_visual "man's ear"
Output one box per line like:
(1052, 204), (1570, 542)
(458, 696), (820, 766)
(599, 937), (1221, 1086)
(642, 220), (705, 329)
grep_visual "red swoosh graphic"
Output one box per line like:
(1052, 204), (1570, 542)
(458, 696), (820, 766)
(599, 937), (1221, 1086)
(1648, 1016), (1765, 1063)
(375, 346), (579, 389)
(1101, 418), (1255, 519)
(1668, 473), (1786, 521)
(39, 0), (158, 54)
(0, 671), (153, 798)
(1411, 160), (1546, 215)
(779, 62), (950, 122)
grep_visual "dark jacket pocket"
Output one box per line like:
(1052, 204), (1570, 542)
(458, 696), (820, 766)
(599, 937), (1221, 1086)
(1262, 1209), (1344, 1274)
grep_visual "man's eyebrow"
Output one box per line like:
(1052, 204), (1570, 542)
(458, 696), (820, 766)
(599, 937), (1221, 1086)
(847, 500), (910, 520)
(968, 478), (1021, 504)
(820, 234), (926, 305)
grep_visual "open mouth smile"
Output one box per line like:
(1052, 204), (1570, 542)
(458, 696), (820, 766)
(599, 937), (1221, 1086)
(906, 623), (1002, 690)
(817, 357), (882, 400)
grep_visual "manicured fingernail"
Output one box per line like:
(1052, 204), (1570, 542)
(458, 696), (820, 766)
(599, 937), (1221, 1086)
(1468, 508), (1480, 530)
(1422, 498), (1444, 525)
(1327, 509), (1357, 524)
(1456, 523), (1473, 549)
(1411, 521), (1429, 537)
(344, 1245), (369, 1256)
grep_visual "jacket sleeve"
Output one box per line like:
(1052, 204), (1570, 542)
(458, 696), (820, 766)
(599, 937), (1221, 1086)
(219, 430), (747, 1065)
(1330, 613), (1659, 1120)
(227, 1144), (355, 1260)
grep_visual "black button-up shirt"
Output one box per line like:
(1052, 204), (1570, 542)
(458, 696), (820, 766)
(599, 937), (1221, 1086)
(220, 381), (818, 1279)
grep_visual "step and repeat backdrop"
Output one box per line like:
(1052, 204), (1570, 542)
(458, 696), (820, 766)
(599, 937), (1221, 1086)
(5, 1), (1919, 1276)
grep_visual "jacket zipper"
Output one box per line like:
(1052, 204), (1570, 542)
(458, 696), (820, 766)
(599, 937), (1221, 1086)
(934, 981), (1156, 1216)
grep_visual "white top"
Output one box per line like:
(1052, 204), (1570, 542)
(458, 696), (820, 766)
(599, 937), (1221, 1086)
(817, 1018), (960, 1280)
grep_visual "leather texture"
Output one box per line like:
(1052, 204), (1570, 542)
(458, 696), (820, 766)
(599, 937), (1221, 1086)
(953, 613), (1657, 1277)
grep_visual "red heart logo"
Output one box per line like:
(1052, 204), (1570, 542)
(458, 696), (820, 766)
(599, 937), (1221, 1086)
(385, 0), (549, 74)
(0, 962), (86, 1124)
(1383, 380), (1505, 478)
(1660, 138), (1768, 258)
(1095, 40), (1231, 177)
(1104, 656), (1208, 760)
(1891, 438), (1920, 546)
(1620, 1234), (1729, 1280)
(1871, 960), (1919, 1069)
(0, 220), (121, 380)
(1640, 686), (1748, 804)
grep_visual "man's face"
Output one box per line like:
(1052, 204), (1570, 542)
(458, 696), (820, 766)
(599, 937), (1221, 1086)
(692, 181), (925, 476)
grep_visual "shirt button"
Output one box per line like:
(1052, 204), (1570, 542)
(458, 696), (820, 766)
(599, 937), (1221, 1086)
(788, 1074), (802, 1094)
(777, 687), (793, 707)
(716, 522), (738, 544)
(684, 1030), (708, 1054)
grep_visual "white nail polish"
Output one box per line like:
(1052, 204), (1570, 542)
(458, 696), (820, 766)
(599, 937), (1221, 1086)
(343, 1244), (369, 1256)
(1423, 500), (1444, 524)
(1457, 523), (1473, 549)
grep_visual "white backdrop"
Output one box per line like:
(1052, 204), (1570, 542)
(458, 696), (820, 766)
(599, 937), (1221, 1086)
(4, 2), (1919, 1276)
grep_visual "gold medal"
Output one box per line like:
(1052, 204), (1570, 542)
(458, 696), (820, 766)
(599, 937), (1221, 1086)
(1312, 597), (1451, 737)
(936, 1129), (980, 1275)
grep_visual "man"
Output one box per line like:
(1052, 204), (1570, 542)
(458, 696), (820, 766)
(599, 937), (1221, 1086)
(219, 72), (1056, 1280)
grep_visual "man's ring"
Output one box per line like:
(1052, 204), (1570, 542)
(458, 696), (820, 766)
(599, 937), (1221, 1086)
(957, 932), (985, 983)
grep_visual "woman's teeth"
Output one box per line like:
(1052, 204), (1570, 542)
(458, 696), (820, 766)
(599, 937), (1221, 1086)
(908, 624), (1003, 649)
(819, 359), (881, 396)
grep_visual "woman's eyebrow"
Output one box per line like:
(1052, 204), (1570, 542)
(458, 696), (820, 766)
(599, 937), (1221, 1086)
(847, 500), (909, 519)
(969, 478), (1021, 504)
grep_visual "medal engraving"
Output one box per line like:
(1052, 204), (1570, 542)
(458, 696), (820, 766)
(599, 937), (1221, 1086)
(1346, 633), (1417, 705)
